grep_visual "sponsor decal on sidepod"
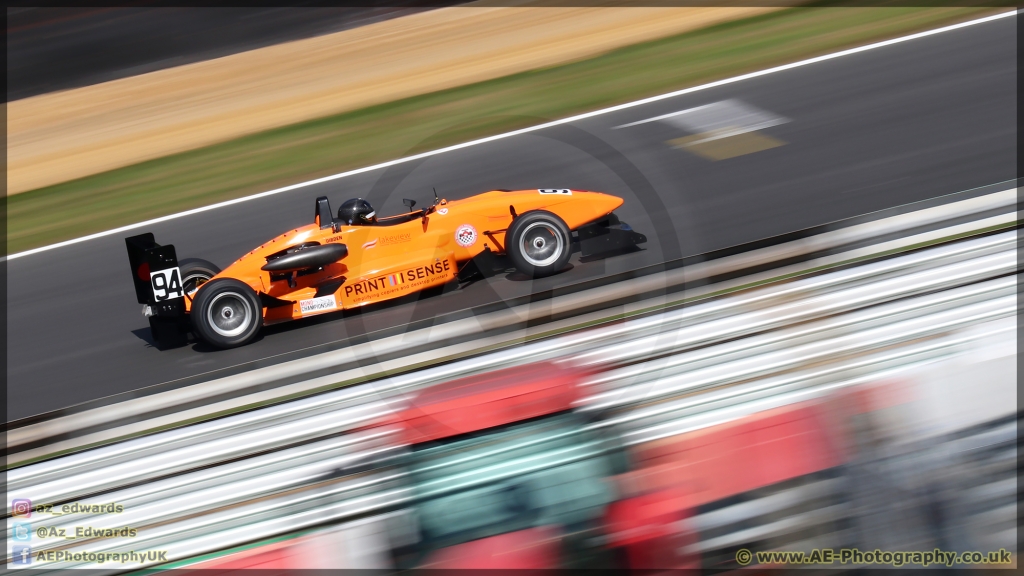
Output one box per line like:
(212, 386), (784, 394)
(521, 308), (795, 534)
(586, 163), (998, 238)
(299, 295), (338, 315)
(344, 259), (453, 304)
(455, 224), (478, 248)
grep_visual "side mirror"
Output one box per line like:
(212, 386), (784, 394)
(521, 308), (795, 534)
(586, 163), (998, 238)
(403, 198), (417, 210)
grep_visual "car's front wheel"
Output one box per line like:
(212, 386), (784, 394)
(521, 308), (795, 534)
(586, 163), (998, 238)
(190, 278), (262, 349)
(506, 210), (572, 277)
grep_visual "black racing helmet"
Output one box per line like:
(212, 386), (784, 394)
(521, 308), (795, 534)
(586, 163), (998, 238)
(337, 198), (377, 225)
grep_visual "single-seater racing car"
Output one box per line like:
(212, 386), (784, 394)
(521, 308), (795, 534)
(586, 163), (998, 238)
(125, 188), (646, 349)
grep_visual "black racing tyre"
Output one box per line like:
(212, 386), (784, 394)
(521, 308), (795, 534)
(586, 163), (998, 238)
(506, 210), (572, 277)
(179, 258), (221, 306)
(190, 278), (262, 349)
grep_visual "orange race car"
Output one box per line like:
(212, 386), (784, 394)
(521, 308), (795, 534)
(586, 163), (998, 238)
(126, 189), (646, 349)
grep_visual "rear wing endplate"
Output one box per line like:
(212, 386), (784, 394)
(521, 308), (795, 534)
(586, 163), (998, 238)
(125, 233), (188, 348)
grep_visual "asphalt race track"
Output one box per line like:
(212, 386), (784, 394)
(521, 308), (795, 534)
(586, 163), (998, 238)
(6, 16), (1016, 421)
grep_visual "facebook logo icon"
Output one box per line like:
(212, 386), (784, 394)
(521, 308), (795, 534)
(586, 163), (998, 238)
(13, 545), (32, 565)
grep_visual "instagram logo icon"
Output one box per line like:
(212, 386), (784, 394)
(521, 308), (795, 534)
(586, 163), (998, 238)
(12, 499), (32, 518)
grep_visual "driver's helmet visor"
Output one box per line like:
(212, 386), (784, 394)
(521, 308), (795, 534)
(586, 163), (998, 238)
(360, 211), (376, 221)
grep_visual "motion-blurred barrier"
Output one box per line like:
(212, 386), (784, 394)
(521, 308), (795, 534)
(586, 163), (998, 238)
(7, 221), (1016, 570)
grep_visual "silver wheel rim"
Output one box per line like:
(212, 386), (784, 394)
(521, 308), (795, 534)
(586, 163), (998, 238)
(207, 292), (253, 338)
(520, 221), (564, 267)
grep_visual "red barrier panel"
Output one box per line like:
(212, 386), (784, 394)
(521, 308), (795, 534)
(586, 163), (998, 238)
(383, 360), (583, 445)
(419, 526), (562, 568)
(624, 401), (847, 506)
(604, 488), (700, 569)
(184, 538), (308, 570)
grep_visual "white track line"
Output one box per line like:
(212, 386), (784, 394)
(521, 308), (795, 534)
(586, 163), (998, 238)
(612, 102), (719, 128)
(4, 10), (1016, 263)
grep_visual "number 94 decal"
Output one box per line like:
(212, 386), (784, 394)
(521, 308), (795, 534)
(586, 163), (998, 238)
(150, 267), (184, 301)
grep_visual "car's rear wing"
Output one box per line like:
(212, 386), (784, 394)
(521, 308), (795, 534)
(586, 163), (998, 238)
(125, 233), (189, 349)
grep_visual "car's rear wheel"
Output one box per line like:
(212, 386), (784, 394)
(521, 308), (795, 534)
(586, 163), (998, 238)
(179, 258), (221, 306)
(506, 210), (572, 277)
(190, 278), (262, 349)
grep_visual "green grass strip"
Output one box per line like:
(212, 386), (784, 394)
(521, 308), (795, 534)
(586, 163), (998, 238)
(5, 2), (1007, 254)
